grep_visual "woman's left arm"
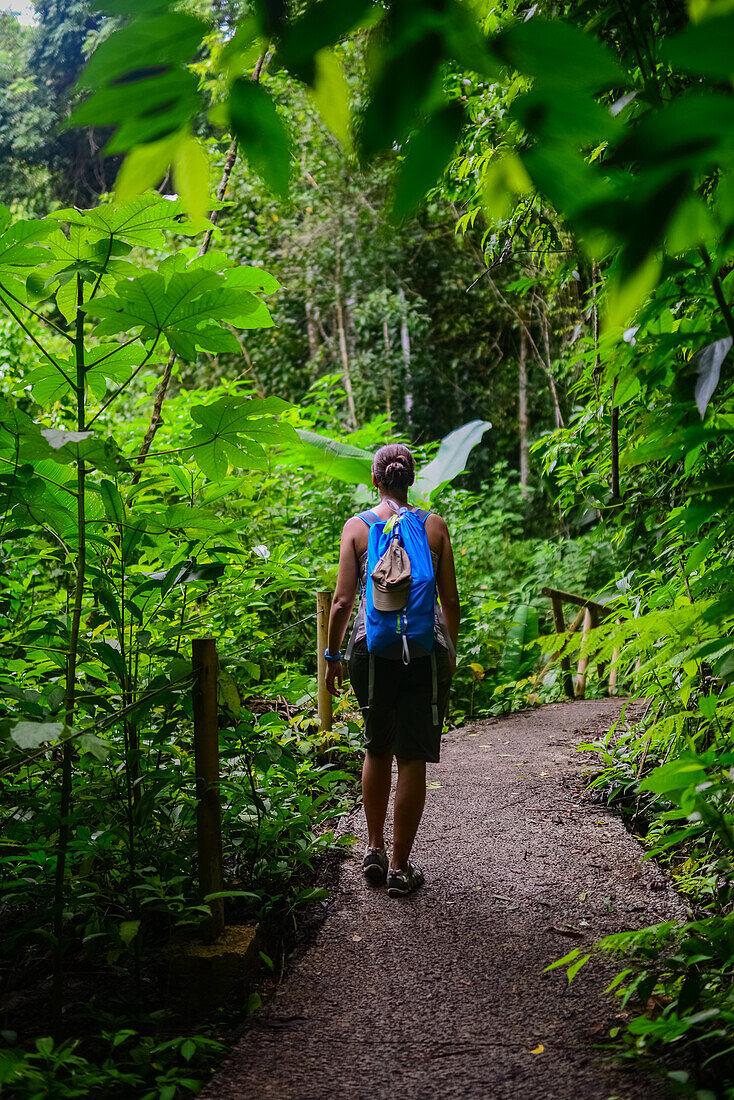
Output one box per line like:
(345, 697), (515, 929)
(325, 517), (361, 696)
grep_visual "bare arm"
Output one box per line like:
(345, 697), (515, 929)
(325, 517), (362, 695)
(430, 514), (460, 656)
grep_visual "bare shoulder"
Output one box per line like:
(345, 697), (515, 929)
(425, 511), (450, 538)
(341, 515), (365, 541)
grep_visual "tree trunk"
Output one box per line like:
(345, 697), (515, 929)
(305, 264), (319, 362)
(591, 260), (601, 399)
(334, 241), (358, 430)
(382, 301), (392, 426)
(537, 293), (564, 429)
(398, 285), (413, 426)
(54, 273), (88, 1037)
(611, 376), (620, 499)
(518, 324), (529, 500)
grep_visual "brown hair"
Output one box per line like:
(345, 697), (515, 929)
(372, 444), (415, 494)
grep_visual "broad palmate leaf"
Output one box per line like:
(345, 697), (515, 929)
(186, 396), (298, 481)
(86, 269), (273, 359)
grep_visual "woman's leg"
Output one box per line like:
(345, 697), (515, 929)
(362, 749), (392, 849)
(392, 757), (426, 869)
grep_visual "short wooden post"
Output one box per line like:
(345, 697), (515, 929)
(575, 607), (598, 699)
(316, 591), (333, 733)
(609, 646), (620, 696)
(192, 637), (224, 940)
(551, 595), (574, 698)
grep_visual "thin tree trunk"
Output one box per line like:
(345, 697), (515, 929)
(53, 274), (88, 1038)
(536, 291), (564, 429)
(334, 241), (358, 429)
(518, 324), (529, 500)
(398, 285), (412, 426)
(591, 260), (601, 400)
(486, 274), (563, 427)
(611, 377), (620, 499)
(382, 317), (392, 426)
(305, 263), (319, 362)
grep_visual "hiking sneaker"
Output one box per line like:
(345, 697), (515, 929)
(387, 861), (425, 898)
(362, 846), (389, 886)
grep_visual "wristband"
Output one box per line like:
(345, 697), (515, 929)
(324, 649), (343, 663)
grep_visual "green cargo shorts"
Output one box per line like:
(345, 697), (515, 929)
(348, 639), (453, 763)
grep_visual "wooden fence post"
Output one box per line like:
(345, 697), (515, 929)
(192, 636), (224, 940)
(609, 646), (620, 696)
(575, 607), (598, 699)
(550, 595), (575, 698)
(316, 591), (333, 733)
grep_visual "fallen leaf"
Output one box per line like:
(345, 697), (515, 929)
(427, 781), (443, 789)
(352, 934), (362, 942)
(530, 1043), (544, 1054)
(578, 892), (587, 901)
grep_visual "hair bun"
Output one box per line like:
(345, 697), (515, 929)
(371, 444), (415, 491)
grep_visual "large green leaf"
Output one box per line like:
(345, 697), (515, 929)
(284, 430), (374, 485)
(413, 419), (491, 498)
(279, 0), (373, 79)
(694, 337), (732, 419)
(493, 17), (626, 89)
(661, 14), (734, 78)
(186, 396), (298, 481)
(50, 194), (200, 249)
(27, 345), (144, 408)
(10, 721), (66, 751)
(499, 603), (539, 681)
(360, 31), (445, 158)
(77, 13), (206, 91)
(86, 269), (272, 358)
(391, 102), (464, 221)
(228, 80), (292, 199)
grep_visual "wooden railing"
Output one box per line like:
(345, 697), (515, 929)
(537, 586), (618, 699)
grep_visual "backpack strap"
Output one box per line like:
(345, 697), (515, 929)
(357, 509), (381, 527)
(412, 507), (430, 524)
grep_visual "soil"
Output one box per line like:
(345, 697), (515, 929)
(202, 699), (685, 1100)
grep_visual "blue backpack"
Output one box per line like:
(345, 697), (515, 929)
(361, 506), (436, 660)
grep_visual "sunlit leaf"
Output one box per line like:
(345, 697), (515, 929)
(694, 337), (732, 419)
(413, 419), (491, 498)
(173, 133), (210, 222)
(309, 49), (352, 148)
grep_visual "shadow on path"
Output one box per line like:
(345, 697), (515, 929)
(203, 698), (683, 1100)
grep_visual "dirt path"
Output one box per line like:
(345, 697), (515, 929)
(203, 699), (683, 1100)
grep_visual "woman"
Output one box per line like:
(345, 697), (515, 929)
(324, 444), (460, 898)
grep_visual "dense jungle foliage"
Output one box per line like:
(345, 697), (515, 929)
(1, 0), (734, 1095)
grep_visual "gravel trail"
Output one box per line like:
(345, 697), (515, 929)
(203, 699), (683, 1100)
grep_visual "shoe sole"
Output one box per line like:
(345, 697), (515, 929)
(387, 880), (424, 898)
(387, 885), (409, 897)
(363, 863), (387, 886)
